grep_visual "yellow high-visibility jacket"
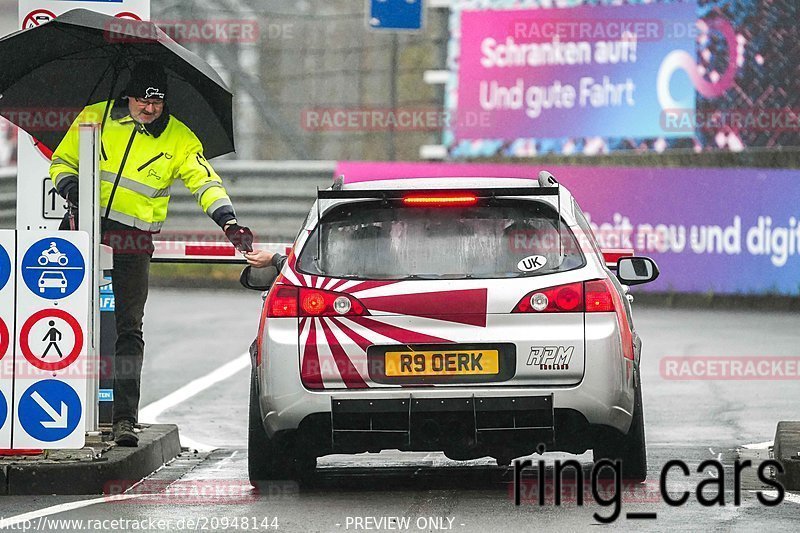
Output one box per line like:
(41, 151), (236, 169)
(49, 99), (235, 232)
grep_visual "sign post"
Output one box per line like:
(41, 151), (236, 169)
(79, 123), (101, 433)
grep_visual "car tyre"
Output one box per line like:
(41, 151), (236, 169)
(593, 368), (647, 482)
(248, 368), (294, 487)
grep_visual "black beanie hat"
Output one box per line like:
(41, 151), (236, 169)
(124, 61), (168, 100)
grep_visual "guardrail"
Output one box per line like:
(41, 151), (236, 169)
(0, 161), (337, 241)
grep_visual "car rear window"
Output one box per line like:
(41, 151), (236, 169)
(296, 199), (585, 280)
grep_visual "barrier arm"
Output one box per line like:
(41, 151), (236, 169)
(151, 241), (293, 264)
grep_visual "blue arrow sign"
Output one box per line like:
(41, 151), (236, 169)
(21, 238), (85, 300)
(18, 380), (82, 442)
(0, 244), (10, 292)
(369, 0), (423, 31)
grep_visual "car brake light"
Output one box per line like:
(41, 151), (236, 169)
(265, 286), (366, 318)
(402, 193), (477, 207)
(584, 280), (615, 312)
(513, 282), (584, 313)
(584, 278), (634, 360)
(266, 286), (298, 317)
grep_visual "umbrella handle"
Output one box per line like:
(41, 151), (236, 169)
(68, 204), (77, 231)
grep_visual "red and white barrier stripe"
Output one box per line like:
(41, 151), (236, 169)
(152, 241), (293, 263)
(601, 248), (635, 269)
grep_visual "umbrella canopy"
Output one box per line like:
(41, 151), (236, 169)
(0, 8), (234, 159)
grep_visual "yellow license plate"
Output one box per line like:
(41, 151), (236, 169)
(385, 350), (499, 377)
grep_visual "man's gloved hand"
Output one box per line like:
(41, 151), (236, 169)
(224, 222), (254, 252)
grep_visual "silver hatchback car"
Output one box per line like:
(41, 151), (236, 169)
(242, 173), (659, 485)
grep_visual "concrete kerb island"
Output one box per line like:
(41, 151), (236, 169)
(773, 421), (800, 491)
(0, 424), (181, 495)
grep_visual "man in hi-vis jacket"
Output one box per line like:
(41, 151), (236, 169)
(50, 61), (253, 447)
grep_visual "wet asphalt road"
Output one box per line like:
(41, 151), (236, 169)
(1, 288), (798, 532)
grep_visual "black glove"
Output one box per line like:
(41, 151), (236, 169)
(225, 223), (254, 252)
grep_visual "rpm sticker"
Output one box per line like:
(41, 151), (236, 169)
(517, 255), (547, 272)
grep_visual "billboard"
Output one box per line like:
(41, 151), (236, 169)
(335, 161), (800, 296)
(444, 0), (800, 157)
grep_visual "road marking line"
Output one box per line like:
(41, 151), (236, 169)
(0, 494), (147, 529)
(211, 450), (240, 471)
(755, 491), (800, 505)
(139, 352), (250, 452)
(742, 440), (773, 450)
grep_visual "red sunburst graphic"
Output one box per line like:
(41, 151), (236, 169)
(277, 251), (489, 389)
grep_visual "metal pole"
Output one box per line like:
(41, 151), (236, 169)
(78, 123), (100, 434)
(389, 34), (399, 160)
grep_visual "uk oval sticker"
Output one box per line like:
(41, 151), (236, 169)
(517, 255), (547, 272)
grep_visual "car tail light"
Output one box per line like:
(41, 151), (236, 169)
(585, 280), (615, 312)
(300, 288), (366, 316)
(513, 282), (584, 313)
(265, 286), (366, 318)
(513, 278), (634, 360)
(584, 278), (634, 360)
(402, 193), (477, 207)
(266, 286), (299, 317)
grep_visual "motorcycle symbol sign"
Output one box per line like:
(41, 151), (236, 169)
(21, 238), (85, 300)
(37, 242), (69, 266)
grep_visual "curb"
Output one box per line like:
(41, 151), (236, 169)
(773, 421), (800, 491)
(0, 424), (181, 495)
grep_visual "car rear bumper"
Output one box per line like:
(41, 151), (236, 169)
(256, 314), (637, 451)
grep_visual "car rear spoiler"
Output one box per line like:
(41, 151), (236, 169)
(316, 187), (559, 200)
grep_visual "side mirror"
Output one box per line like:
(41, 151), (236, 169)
(239, 265), (278, 291)
(616, 257), (659, 286)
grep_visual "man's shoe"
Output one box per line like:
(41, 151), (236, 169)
(112, 420), (139, 447)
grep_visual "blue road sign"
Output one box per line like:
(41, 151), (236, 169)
(100, 279), (114, 295)
(0, 244), (10, 292)
(100, 295), (115, 312)
(100, 278), (115, 311)
(21, 237), (85, 300)
(18, 380), (82, 442)
(0, 391), (7, 429)
(369, 0), (423, 31)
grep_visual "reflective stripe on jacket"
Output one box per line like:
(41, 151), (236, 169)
(49, 99), (234, 232)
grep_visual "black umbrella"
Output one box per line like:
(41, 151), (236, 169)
(0, 8), (234, 159)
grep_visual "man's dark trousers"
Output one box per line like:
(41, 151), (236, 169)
(101, 219), (153, 424)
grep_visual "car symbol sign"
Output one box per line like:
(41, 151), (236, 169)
(21, 238), (85, 300)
